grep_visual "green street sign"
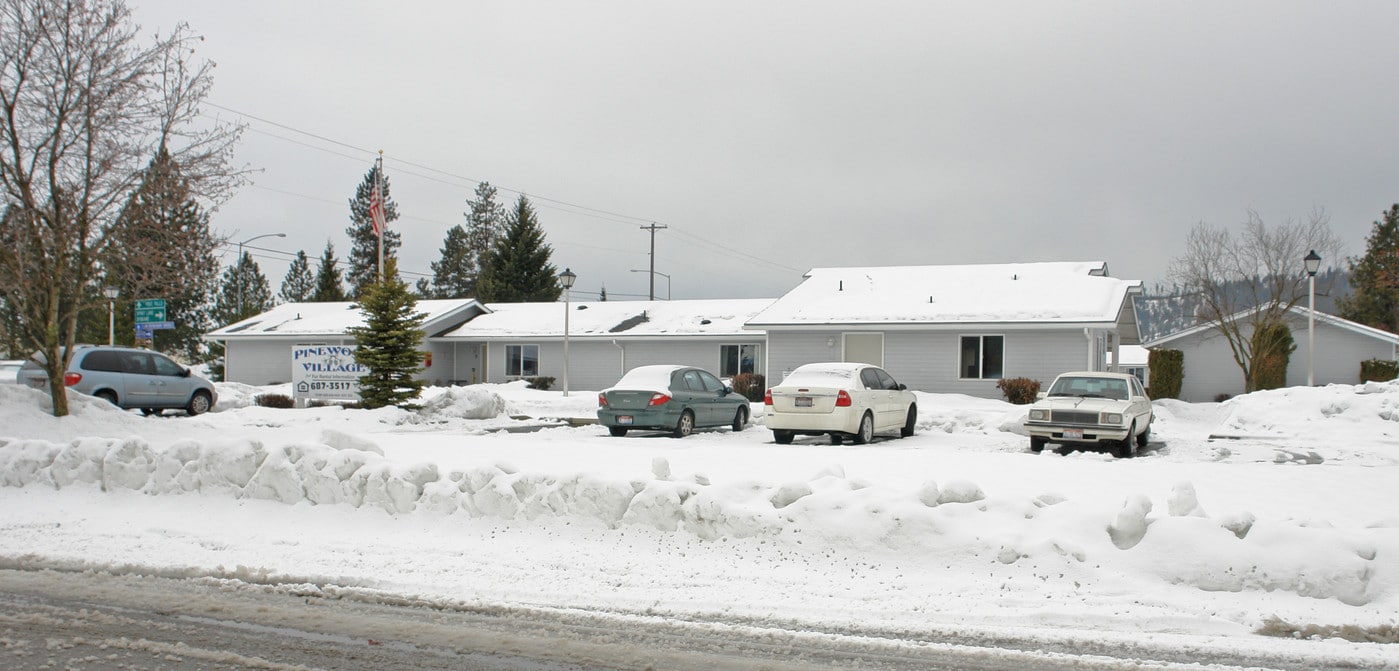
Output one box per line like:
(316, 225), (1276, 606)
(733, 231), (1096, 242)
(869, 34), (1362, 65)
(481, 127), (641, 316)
(134, 298), (166, 324)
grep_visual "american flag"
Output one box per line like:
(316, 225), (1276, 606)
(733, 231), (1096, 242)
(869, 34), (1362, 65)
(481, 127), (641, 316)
(369, 179), (386, 236)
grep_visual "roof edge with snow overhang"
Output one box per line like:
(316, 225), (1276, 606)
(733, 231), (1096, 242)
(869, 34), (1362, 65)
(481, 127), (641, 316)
(1144, 304), (1399, 349)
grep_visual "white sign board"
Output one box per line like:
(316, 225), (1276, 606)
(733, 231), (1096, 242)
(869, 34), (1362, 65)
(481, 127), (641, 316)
(291, 345), (366, 402)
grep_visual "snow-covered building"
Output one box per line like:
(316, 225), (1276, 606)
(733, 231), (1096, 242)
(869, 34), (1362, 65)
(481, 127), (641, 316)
(434, 299), (773, 390)
(1144, 306), (1399, 402)
(204, 300), (486, 385)
(745, 262), (1144, 397)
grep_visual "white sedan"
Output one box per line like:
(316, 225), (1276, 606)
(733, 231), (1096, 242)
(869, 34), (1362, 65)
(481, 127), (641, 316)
(764, 362), (918, 445)
(1023, 371), (1154, 458)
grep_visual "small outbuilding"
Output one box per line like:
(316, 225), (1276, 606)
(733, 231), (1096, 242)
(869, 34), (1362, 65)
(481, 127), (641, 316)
(1143, 306), (1399, 402)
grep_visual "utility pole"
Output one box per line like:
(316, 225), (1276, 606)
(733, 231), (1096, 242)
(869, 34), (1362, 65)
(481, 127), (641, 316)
(640, 222), (667, 300)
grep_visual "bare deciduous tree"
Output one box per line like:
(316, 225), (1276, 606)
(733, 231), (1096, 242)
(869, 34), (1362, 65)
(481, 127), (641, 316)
(1169, 209), (1342, 393)
(0, 0), (243, 416)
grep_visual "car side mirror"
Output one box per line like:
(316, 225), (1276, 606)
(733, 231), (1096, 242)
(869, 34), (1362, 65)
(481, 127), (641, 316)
(180, 367), (191, 378)
(897, 383), (907, 391)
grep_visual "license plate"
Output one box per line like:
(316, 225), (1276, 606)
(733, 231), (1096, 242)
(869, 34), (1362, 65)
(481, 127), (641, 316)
(1062, 429), (1083, 440)
(618, 415), (633, 425)
(795, 397), (813, 407)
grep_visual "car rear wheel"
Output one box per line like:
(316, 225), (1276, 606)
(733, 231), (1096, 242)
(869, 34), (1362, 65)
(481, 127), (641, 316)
(94, 390), (118, 406)
(608, 426), (628, 437)
(901, 405), (917, 438)
(773, 430), (794, 444)
(186, 390), (212, 416)
(731, 406), (748, 432)
(852, 412), (874, 445)
(672, 410), (694, 438)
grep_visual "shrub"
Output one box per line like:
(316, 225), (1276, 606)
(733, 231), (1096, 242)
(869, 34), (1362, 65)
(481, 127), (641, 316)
(1213, 393), (1232, 403)
(1248, 320), (1294, 391)
(1148, 349), (1183, 400)
(1360, 359), (1399, 383)
(254, 393), (295, 409)
(996, 377), (1041, 405)
(730, 373), (766, 402)
(525, 376), (555, 391)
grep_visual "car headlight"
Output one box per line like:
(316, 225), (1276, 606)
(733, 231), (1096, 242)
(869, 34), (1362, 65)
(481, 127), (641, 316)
(1029, 409), (1048, 421)
(1100, 412), (1123, 425)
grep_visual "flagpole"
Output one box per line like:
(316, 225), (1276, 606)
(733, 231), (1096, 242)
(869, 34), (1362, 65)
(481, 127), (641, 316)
(376, 151), (384, 283)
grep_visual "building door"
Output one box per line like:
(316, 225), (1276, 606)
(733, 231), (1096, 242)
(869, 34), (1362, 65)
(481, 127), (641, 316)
(843, 333), (884, 367)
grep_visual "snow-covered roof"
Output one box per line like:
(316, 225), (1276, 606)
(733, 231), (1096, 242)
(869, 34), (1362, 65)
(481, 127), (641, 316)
(205, 299), (484, 339)
(745, 262), (1142, 328)
(437, 299), (774, 340)
(1145, 305), (1399, 348)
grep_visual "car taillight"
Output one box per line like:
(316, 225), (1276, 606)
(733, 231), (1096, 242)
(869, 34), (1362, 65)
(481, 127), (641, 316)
(598, 393), (608, 408)
(648, 393), (671, 406)
(63, 372), (82, 386)
(764, 389), (773, 405)
(835, 390), (852, 407)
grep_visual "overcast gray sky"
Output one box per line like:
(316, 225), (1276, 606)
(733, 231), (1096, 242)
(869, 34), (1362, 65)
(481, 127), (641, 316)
(131, 0), (1399, 301)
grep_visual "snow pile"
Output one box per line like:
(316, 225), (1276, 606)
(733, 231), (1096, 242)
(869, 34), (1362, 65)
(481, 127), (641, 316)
(0, 432), (1390, 609)
(416, 385), (507, 420)
(1214, 380), (1399, 441)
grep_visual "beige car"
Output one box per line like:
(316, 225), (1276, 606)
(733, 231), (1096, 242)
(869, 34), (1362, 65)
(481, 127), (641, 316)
(1023, 371), (1153, 458)
(764, 362), (917, 445)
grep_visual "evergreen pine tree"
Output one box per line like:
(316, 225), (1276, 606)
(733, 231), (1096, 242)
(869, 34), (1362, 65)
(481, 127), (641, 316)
(348, 258), (426, 409)
(427, 225), (474, 298)
(477, 195), (561, 303)
(413, 277), (433, 298)
(212, 252), (274, 325)
(599, 286), (608, 301)
(345, 164), (401, 298)
(464, 181), (506, 294)
(311, 241), (348, 302)
(99, 148), (222, 360)
(280, 250), (316, 303)
(1337, 205), (1399, 332)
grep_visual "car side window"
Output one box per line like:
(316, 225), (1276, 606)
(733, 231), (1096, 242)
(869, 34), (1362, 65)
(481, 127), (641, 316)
(1131, 378), (1146, 398)
(859, 368), (882, 390)
(81, 351), (123, 372)
(122, 352), (154, 375)
(698, 371), (725, 393)
(874, 368), (898, 390)
(152, 354), (184, 376)
(682, 370), (705, 391)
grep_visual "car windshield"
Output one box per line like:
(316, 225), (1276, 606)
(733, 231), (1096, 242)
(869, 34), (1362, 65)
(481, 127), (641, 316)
(1047, 376), (1129, 400)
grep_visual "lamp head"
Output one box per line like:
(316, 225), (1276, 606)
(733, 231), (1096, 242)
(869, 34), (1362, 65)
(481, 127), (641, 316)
(1304, 249), (1321, 276)
(559, 268), (577, 289)
(103, 286), (119, 300)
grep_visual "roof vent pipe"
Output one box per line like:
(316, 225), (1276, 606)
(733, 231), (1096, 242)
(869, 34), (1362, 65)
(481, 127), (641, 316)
(839, 280), (843, 291)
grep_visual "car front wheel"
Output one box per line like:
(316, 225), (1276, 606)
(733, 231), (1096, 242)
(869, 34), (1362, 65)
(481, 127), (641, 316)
(1114, 422), (1136, 458)
(186, 390), (212, 416)
(1030, 436), (1046, 453)
(1135, 422), (1150, 449)
(901, 405), (917, 438)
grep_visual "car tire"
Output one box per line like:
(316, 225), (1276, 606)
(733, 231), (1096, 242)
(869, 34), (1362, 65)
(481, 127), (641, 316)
(773, 430), (794, 444)
(95, 390), (118, 406)
(731, 406), (748, 432)
(1030, 437), (1046, 453)
(608, 426), (628, 437)
(1114, 422), (1136, 459)
(186, 390), (212, 416)
(672, 410), (694, 438)
(901, 405), (917, 438)
(1136, 423), (1150, 449)
(829, 433), (843, 445)
(141, 408), (160, 417)
(852, 412), (874, 445)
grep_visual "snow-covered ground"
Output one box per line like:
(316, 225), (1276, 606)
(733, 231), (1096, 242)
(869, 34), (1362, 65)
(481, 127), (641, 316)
(2, 379), (1397, 667)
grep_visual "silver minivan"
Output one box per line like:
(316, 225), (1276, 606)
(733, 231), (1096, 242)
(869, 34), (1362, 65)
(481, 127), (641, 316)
(18, 345), (217, 415)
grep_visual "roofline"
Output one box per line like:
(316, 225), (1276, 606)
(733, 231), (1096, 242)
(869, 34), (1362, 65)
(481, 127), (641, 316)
(744, 320), (1125, 331)
(1145, 304), (1399, 348)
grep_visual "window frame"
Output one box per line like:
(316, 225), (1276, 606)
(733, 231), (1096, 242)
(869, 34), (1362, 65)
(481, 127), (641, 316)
(504, 344), (540, 378)
(719, 344), (759, 378)
(959, 334), (1005, 381)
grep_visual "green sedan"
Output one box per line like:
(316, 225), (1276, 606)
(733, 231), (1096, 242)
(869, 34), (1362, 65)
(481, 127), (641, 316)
(597, 365), (751, 437)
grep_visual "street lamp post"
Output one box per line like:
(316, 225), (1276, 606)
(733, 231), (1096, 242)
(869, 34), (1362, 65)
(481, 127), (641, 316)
(559, 268), (577, 397)
(236, 233), (287, 317)
(103, 286), (119, 345)
(629, 269), (671, 300)
(1304, 249), (1321, 387)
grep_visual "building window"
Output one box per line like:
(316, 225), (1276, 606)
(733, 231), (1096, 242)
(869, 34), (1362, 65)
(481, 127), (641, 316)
(959, 335), (1004, 380)
(505, 344), (539, 377)
(720, 344), (758, 377)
